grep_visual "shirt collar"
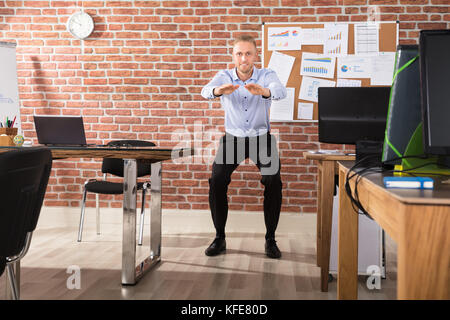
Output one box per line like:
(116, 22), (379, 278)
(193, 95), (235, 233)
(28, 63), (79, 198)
(232, 66), (258, 82)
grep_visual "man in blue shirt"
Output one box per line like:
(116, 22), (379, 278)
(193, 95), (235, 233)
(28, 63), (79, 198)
(201, 35), (287, 259)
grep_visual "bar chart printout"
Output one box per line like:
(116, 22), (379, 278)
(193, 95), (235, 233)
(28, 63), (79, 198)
(268, 27), (302, 51)
(324, 23), (348, 56)
(300, 52), (336, 79)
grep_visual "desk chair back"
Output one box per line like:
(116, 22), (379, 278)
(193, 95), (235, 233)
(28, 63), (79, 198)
(0, 147), (52, 299)
(78, 140), (156, 245)
(102, 140), (156, 177)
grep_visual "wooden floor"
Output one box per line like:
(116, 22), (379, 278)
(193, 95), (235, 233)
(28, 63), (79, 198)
(0, 207), (397, 300)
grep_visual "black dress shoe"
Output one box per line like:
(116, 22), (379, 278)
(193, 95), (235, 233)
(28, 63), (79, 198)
(205, 238), (226, 256)
(265, 238), (281, 259)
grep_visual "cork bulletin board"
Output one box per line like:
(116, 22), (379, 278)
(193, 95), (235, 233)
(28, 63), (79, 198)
(262, 22), (398, 122)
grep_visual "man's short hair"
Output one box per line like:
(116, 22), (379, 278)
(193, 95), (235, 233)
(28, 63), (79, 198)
(233, 35), (257, 49)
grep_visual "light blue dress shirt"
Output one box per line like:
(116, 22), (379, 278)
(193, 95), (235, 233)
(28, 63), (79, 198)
(201, 67), (287, 137)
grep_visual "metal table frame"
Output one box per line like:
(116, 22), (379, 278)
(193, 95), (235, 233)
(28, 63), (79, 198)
(122, 160), (162, 285)
(2, 145), (194, 298)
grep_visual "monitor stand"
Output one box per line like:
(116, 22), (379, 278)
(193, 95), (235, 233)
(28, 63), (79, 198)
(400, 123), (450, 176)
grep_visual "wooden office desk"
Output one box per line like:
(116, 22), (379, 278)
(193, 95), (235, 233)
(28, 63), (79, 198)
(338, 161), (450, 300)
(0, 145), (194, 292)
(303, 151), (355, 292)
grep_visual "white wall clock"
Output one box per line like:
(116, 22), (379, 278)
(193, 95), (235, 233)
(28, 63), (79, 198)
(67, 11), (95, 40)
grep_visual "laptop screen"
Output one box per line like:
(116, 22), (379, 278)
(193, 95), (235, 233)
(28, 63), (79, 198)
(34, 116), (87, 146)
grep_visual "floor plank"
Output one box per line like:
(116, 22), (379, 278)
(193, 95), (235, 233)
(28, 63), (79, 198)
(0, 207), (397, 300)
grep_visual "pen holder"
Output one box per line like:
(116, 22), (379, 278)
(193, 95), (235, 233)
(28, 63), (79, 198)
(0, 127), (18, 146)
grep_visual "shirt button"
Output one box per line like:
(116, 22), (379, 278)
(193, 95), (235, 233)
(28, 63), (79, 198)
(245, 109), (247, 111)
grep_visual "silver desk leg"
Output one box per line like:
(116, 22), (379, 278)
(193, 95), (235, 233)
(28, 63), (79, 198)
(121, 160), (162, 285)
(150, 162), (162, 259)
(5, 261), (20, 300)
(122, 159), (137, 285)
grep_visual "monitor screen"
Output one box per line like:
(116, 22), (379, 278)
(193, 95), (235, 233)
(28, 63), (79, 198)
(318, 87), (391, 145)
(34, 116), (87, 146)
(419, 30), (450, 155)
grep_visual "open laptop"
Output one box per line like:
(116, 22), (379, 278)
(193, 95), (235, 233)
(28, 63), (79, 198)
(34, 116), (89, 146)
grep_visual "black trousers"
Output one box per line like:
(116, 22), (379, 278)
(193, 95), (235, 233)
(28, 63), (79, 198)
(208, 132), (282, 240)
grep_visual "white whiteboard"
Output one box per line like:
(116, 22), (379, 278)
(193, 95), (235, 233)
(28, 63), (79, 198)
(0, 41), (21, 133)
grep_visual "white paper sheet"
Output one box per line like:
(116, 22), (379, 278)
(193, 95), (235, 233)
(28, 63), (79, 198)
(299, 76), (336, 103)
(324, 23), (348, 56)
(268, 51), (295, 87)
(354, 23), (379, 56)
(268, 27), (302, 51)
(370, 52), (396, 85)
(337, 79), (362, 87)
(300, 52), (336, 79)
(270, 87), (295, 121)
(297, 102), (314, 120)
(300, 28), (325, 45)
(337, 55), (372, 78)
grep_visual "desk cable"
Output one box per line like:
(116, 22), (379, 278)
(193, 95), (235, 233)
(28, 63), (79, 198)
(344, 154), (450, 220)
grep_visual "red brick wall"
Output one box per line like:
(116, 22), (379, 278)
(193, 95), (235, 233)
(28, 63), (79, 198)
(0, 0), (448, 213)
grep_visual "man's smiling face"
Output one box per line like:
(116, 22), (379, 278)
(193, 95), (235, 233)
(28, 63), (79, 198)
(232, 41), (257, 79)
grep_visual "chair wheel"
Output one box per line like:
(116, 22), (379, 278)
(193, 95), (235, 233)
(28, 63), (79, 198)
(328, 274), (334, 282)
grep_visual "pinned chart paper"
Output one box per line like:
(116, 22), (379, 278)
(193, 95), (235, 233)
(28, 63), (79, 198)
(270, 87), (295, 121)
(268, 27), (302, 51)
(324, 23), (348, 56)
(300, 52), (336, 79)
(337, 79), (362, 87)
(300, 28), (325, 45)
(354, 23), (379, 56)
(337, 55), (372, 78)
(298, 102), (314, 120)
(268, 51), (295, 87)
(371, 52), (396, 85)
(299, 76), (336, 103)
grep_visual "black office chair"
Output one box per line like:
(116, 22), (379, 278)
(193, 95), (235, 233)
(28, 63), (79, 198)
(78, 140), (155, 245)
(0, 147), (52, 300)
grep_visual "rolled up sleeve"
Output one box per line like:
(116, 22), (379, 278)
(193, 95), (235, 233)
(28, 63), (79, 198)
(265, 69), (287, 101)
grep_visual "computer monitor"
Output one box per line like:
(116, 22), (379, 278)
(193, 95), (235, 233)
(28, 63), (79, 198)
(318, 87), (391, 162)
(382, 45), (421, 165)
(381, 30), (450, 174)
(419, 29), (450, 157)
(318, 87), (390, 141)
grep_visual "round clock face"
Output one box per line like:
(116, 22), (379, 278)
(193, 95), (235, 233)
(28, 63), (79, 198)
(67, 11), (94, 40)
